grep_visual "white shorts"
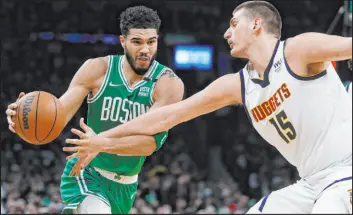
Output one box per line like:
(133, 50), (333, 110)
(247, 165), (352, 214)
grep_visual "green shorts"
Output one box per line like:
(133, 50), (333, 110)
(60, 158), (138, 214)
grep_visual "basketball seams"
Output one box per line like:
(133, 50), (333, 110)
(39, 95), (58, 143)
(17, 95), (27, 140)
(15, 91), (63, 145)
(35, 91), (41, 143)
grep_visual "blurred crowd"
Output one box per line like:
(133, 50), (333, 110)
(1, 0), (351, 214)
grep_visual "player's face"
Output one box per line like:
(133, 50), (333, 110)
(120, 29), (158, 76)
(224, 9), (256, 58)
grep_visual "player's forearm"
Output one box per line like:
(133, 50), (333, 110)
(99, 105), (178, 138)
(59, 98), (83, 126)
(99, 135), (156, 156)
(59, 88), (89, 126)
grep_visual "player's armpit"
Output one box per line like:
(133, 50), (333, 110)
(99, 73), (242, 138)
(59, 57), (108, 126)
(286, 33), (352, 65)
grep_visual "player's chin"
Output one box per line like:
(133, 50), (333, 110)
(136, 64), (149, 71)
(230, 49), (239, 57)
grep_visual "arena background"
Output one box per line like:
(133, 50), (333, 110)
(1, 0), (352, 214)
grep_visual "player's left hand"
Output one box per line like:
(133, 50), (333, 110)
(68, 152), (98, 177)
(64, 118), (100, 176)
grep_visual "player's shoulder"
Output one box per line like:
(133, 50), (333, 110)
(154, 61), (173, 74)
(155, 67), (184, 90)
(152, 64), (184, 101)
(155, 63), (180, 82)
(77, 56), (111, 80)
(284, 32), (324, 57)
(89, 55), (110, 66)
(86, 55), (113, 72)
(83, 56), (106, 66)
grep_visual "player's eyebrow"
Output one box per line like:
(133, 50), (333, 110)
(130, 37), (141, 41)
(230, 17), (237, 26)
(130, 36), (157, 41)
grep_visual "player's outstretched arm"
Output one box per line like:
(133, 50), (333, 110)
(64, 72), (242, 175)
(286, 33), (352, 65)
(65, 69), (185, 156)
(99, 72), (242, 139)
(59, 57), (108, 126)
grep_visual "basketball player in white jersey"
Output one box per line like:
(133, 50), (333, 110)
(64, 1), (352, 213)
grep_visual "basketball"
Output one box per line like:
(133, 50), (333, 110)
(12, 91), (65, 145)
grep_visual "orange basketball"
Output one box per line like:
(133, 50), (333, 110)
(12, 91), (65, 145)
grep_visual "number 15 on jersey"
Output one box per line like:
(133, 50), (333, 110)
(269, 110), (297, 144)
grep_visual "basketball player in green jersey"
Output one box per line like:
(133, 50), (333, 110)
(5, 6), (184, 214)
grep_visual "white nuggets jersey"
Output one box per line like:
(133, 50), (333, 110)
(240, 40), (352, 178)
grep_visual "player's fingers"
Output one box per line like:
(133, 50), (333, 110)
(79, 118), (91, 132)
(5, 109), (17, 118)
(7, 116), (15, 127)
(7, 103), (18, 110)
(62, 146), (84, 152)
(72, 158), (86, 176)
(69, 159), (84, 176)
(17, 92), (25, 101)
(65, 138), (85, 145)
(8, 124), (16, 133)
(69, 164), (81, 177)
(66, 152), (80, 160)
(81, 155), (95, 168)
(71, 128), (87, 139)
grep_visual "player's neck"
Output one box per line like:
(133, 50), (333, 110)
(247, 37), (278, 78)
(122, 58), (145, 87)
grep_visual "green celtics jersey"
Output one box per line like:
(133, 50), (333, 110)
(86, 55), (169, 176)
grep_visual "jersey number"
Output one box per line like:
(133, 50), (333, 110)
(269, 110), (296, 144)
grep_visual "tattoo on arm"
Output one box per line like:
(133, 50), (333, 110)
(161, 69), (178, 79)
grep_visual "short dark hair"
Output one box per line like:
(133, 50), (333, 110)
(233, 1), (282, 38)
(119, 6), (161, 36)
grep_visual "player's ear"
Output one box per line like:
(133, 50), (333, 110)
(253, 18), (262, 35)
(119, 35), (126, 49)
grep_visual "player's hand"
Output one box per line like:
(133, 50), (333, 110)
(64, 118), (104, 155)
(68, 152), (98, 177)
(63, 118), (98, 176)
(6, 92), (25, 133)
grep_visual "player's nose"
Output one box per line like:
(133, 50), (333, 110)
(140, 44), (150, 54)
(224, 28), (231, 40)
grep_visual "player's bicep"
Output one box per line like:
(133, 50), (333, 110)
(287, 33), (352, 64)
(173, 73), (241, 124)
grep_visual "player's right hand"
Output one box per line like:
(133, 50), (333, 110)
(6, 92), (26, 133)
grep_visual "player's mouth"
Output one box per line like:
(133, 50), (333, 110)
(137, 57), (150, 62)
(228, 41), (234, 49)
